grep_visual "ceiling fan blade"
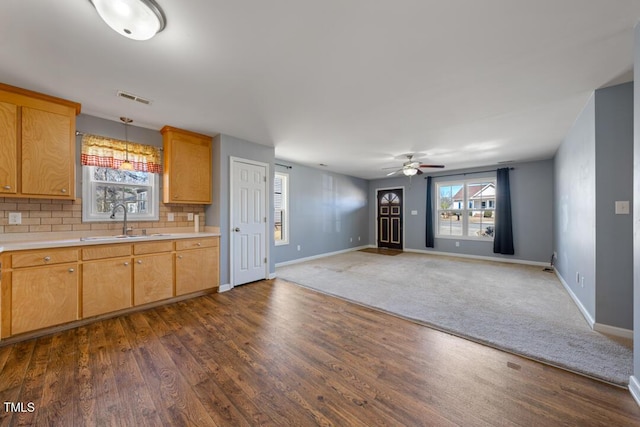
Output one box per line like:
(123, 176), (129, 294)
(386, 170), (400, 176)
(419, 164), (445, 168)
(416, 169), (424, 175)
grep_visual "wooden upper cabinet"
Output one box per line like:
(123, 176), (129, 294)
(161, 126), (213, 204)
(0, 101), (17, 194)
(22, 107), (74, 196)
(0, 83), (80, 199)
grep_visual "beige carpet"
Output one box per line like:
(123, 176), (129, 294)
(277, 251), (632, 386)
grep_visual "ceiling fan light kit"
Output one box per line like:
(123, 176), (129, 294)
(90, 0), (166, 41)
(385, 154), (445, 177)
(403, 167), (418, 176)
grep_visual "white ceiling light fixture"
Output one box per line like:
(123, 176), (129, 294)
(90, 0), (166, 41)
(402, 167), (418, 176)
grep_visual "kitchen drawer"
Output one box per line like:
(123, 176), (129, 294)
(134, 240), (174, 255)
(12, 248), (78, 268)
(175, 237), (218, 251)
(82, 244), (131, 261)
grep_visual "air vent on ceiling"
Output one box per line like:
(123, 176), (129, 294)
(117, 90), (152, 105)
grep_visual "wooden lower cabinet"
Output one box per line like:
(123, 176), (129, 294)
(2, 236), (220, 339)
(175, 246), (219, 296)
(134, 253), (173, 305)
(82, 257), (132, 317)
(11, 263), (78, 335)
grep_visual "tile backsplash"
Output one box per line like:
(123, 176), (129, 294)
(0, 197), (205, 236)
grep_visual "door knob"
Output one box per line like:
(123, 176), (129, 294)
(234, 227), (240, 232)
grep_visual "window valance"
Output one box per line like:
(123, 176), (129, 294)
(81, 134), (163, 173)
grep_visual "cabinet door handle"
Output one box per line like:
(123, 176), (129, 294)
(43, 256), (51, 262)
(68, 268), (75, 273)
(177, 255), (183, 259)
(60, 189), (67, 193)
(137, 260), (143, 264)
(124, 262), (129, 266)
(196, 242), (201, 246)
(2, 185), (10, 190)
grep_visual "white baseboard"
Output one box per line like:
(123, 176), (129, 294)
(218, 283), (233, 292)
(274, 245), (370, 268)
(554, 269), (634, 338)
(555, 269), (595, 328)
(403, 248), (549, 267)
(268, 272), (276, 280)
(594, 323), (634, 340)
(276, 245), (549, 269)
(630, 376), (640, 404)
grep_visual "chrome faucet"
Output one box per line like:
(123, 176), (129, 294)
(110, 203), (128, 235)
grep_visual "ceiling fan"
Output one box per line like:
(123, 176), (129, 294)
(384, 155), (445, 177)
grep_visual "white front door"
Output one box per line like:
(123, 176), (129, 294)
(231, 158), (268, 286)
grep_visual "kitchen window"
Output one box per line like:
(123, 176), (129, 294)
(81, 134), (162, 222)
(436, 179), (496, 239)
(82, 166), (159, 222)
(274, 172), (289, 245)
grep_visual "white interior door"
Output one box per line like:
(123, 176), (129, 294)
(231, 158), (268, 286)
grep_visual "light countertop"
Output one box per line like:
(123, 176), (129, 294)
(0, 232), (221, 252)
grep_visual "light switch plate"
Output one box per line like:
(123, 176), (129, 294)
(411, 210), (418, 215)
(8, 212), (21, 225)
(615, 201), (630, 215)
(187, 213), (194, 221)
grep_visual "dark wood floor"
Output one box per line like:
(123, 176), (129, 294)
(1, 278), (640, 426)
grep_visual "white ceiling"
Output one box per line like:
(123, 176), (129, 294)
(1, 1), (639, 179)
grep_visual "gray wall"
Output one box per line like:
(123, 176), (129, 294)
(554, 82), (634, 331)
(273, 161), (369, 264)
(554, 95), (597, 320)
(205, 134), (276, 286)
(368, 159), (554, 263)
(594, 82), (634, 329)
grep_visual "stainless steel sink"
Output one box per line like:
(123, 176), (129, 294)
(79, 233), (174, 242)
(80, 235), (148, 241)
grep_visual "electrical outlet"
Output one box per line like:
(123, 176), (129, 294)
(350, 237), (353, 242)
(167, 213), (175, 222)
(187, 213), (194, 221)
(455, 241), (460, 247)
(8, 212), (21, 225)
(358, 236), (361, 241)
(297, 245), (301, 251)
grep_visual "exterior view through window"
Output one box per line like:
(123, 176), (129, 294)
(436, 179), (495, 239)
(274, 172), (289, 245)
(82, 166), (159, 222)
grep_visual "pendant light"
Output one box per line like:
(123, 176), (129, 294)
(120, 117), (135, 171)
(90, 0), (166, 41)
